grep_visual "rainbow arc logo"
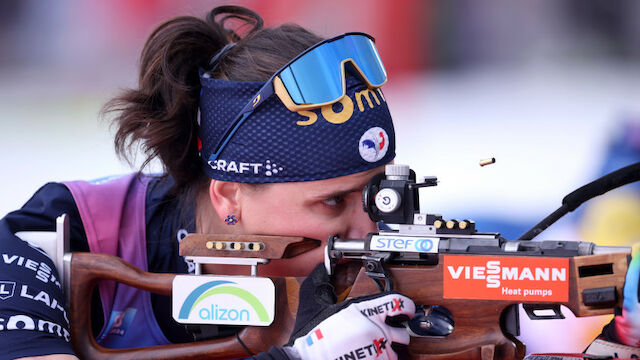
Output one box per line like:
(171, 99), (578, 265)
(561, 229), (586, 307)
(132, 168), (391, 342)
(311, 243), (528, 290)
(173, 276), (275, 326)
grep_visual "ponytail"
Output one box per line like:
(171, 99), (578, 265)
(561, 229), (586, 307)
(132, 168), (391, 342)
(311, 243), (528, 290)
(104, 5), (321, 192)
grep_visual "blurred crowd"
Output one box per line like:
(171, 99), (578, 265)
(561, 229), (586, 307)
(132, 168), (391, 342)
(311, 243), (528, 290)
(1, 0), (639, 354)
(2, 1), (640, 74)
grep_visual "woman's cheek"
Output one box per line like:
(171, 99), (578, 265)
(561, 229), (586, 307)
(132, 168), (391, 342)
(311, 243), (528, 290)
(243, 202), (300, 234)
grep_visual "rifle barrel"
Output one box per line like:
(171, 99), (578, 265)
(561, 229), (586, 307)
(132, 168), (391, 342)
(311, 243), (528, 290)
(333, 239), (366, 251)
(592, 245), (633, 255)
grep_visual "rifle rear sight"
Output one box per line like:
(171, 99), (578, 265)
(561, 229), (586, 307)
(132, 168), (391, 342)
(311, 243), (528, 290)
(362, 164), (477, 235)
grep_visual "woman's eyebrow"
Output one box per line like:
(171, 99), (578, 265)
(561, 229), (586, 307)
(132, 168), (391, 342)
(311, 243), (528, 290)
(309, 187), (364, 199)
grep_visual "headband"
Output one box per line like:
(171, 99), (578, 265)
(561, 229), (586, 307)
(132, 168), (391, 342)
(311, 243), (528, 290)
(198, 74), (395, 183)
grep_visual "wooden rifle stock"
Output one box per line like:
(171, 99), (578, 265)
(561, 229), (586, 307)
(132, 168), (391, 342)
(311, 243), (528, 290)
(69, 252), (283, 359)
(67, 234), (319, 359)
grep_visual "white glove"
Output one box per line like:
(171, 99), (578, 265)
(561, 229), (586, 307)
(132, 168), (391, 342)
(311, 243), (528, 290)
(285, 293), (415, 360)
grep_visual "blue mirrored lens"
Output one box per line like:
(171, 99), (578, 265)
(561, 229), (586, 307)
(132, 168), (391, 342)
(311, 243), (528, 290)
(279, 35), (386, 105)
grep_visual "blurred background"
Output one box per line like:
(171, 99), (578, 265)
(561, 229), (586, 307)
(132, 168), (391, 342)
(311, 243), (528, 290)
(1, 0), (639, 355)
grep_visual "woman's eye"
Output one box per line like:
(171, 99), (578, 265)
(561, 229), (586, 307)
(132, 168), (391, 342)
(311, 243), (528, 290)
(322, 196), (343, 207)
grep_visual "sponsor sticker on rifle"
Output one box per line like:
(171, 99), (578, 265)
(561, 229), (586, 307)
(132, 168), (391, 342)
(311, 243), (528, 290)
(172, 275), (275, 326)
(369, 235), (439, 253)
(443, 256), (569, 302)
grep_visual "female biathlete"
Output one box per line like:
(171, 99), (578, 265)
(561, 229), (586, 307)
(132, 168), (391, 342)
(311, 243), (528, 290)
(1, 5), (638, 360)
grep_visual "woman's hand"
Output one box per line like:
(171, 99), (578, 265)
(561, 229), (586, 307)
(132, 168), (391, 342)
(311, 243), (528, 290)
(251, 263), (415, 360)
(285, 292), (415, 360)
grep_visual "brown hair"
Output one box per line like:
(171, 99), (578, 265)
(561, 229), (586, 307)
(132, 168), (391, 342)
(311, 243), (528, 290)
(104, 5), (322, 193)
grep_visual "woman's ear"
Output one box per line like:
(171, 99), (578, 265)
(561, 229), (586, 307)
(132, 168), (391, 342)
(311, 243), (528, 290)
(209, 180), (241, 222)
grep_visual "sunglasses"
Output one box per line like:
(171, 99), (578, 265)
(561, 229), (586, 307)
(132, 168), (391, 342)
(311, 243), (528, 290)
(208, 32), (387, 162)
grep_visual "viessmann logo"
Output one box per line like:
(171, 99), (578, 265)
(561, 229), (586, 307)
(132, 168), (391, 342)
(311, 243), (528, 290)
(172, 276), (275, 326)
(443, 255), (569, 302)
(447, 260), (567, 288)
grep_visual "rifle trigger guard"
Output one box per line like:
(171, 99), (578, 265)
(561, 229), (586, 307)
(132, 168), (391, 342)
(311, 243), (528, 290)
(363, 254), (393, 292)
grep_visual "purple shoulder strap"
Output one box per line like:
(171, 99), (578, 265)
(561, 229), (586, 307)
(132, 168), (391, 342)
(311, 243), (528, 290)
(64, 174), (170, 347)
(64, 174), (145, 315)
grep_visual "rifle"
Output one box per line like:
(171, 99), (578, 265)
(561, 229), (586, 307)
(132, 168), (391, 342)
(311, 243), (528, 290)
(64, 163), (639, 359)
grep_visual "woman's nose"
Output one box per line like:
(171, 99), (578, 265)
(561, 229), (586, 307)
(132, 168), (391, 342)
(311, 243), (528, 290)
(343, 200), (378, 239)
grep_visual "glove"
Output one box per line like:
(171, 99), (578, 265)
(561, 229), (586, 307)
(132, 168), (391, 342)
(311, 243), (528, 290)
(615, 244), (640, 347)
(254, 263), (415, 360)
(253, 264), (415, 360)
(284, 292), (415, 360)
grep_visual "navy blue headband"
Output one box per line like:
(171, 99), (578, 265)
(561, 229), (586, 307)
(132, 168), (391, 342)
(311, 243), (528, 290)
(198, 74), (395, 183)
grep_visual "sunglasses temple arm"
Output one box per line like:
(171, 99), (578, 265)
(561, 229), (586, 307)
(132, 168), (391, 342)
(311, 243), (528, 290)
(209, 112), (252, 162)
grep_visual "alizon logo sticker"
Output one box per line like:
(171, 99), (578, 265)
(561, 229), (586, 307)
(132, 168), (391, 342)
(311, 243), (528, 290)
(172, 275), (275, 326)
(359, 127), (389, 163)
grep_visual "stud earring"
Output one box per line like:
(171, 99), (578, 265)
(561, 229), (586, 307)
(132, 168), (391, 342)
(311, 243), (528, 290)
(224, 214), (238, 225)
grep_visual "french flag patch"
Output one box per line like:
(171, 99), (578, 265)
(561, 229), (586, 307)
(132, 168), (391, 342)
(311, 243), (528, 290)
(305, 329), (324, 346)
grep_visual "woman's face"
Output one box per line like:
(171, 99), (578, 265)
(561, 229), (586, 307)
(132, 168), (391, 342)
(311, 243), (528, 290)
(235, 166), (384, 276)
